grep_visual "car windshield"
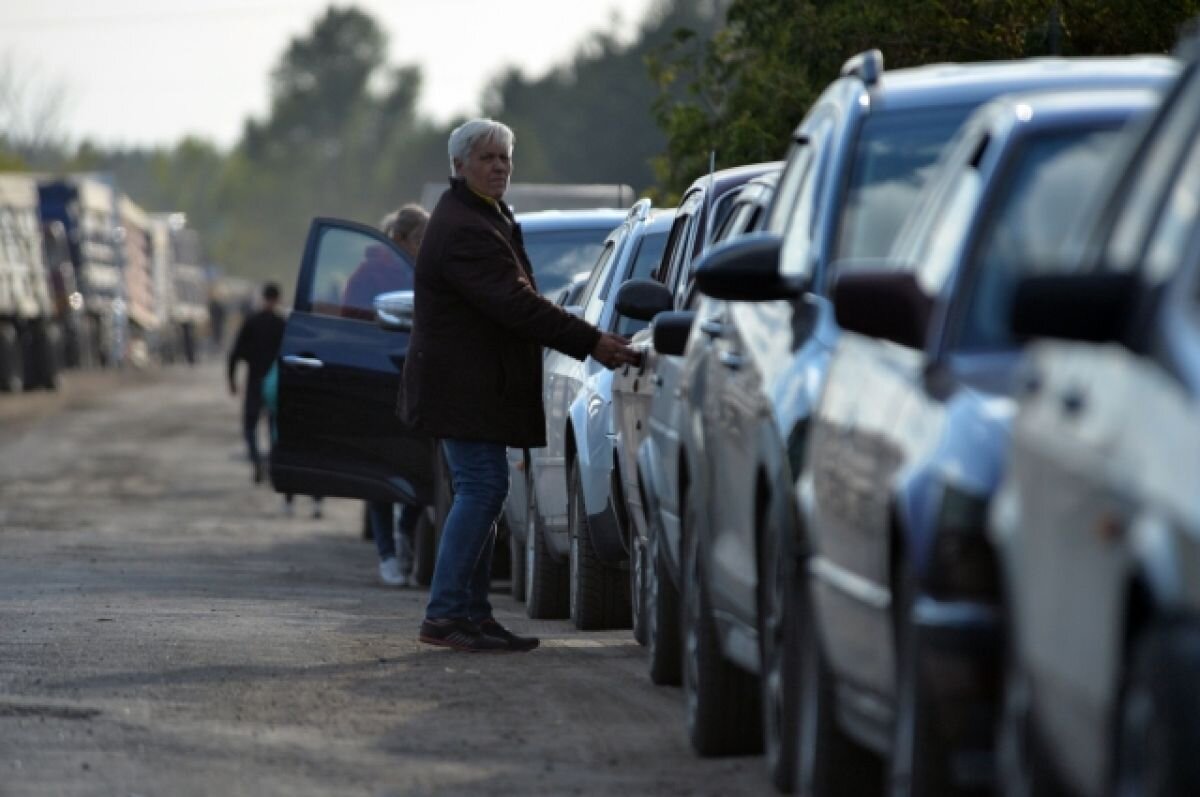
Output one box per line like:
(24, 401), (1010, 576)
(958, 126), (1126, 350)
(836, 105), (974, 260)
(522, 228), (611, 296)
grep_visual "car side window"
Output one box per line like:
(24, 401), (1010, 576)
(1106, 74), (1200, 271)
(582, 242), (617, 325)
(1142, 133), (1200, 285)
(778, 113), (835, 282)
(309, 226), (411, 321)
(658, 190), (703, 289)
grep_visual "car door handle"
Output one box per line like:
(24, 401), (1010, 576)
(718, 351), (744, 370)
(700, 318), (724, 338)
(282, 355), (324, 370)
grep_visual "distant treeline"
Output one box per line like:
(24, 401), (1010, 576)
(2, 0), (1196, 286)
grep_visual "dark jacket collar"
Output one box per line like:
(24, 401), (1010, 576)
(449, 177), (514, 234)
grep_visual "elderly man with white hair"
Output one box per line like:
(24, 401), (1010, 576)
(400, 118), (637, 652)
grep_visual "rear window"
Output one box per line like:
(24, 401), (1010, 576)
(836, 106), (974, 260)
(522, 227), (612, 297)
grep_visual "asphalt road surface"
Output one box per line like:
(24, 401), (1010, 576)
(0, 361), (764, 796)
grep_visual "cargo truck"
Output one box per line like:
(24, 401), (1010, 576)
(0, 174), (60, 391)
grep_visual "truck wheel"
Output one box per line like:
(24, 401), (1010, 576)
(682, 498), (762, 756)
(27, 321), (60, 390)
(1114, 620), (1200, 797)
(0, 324), (24, 393)
(568, 461), (631, 630)
(646, 505), (682, 686)
(525, 471), (568, 619)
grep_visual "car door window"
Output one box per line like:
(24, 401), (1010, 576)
(954, 127), (1125, 351)
(582, 242), (617, 325)
(614, 228), (671, 337)
(778, 113), (835, 282)
(1143, 133), (1200, 284)
(308, 226), (411, 321)
(659, 190), (703, 289)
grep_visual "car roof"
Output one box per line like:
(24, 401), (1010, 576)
(867, 56), (1179, 113)
(975, 86), (1163, 134)
(684, 161), (785, 198)
(515, 208), (628, 232)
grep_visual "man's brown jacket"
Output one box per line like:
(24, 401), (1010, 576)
(399, 178), (600, 447)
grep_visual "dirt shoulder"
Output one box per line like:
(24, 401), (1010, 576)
(0, 362), (763, 796)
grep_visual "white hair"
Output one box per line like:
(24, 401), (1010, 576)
(447, 118), (514, 176)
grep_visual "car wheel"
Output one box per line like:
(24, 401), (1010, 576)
(682, 497), (762, 756)
(509, 517), (526, 601)
(1114, 621), (1200, 797)
(0, 323), (25, 393)
(889, 567), (956, 797)
(997, 642), (1058, 797)
(631, 534), (649, 646)
(411, 506), (438, 587)
(796, 569), (879, 797)
(568, 460), (631, 630)
(524, 470), (568, 619)
(646, 503), (681, 686)
(759, 515), (800, 792)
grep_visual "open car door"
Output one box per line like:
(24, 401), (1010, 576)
(269, 217), (434, 506)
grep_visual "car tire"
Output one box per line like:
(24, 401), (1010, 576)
(631, 534), (649, 646)
(509, 518), (526, 601)
(646, 504), (682, 686)
(796, 570), (879, 797)
(568, 461), (631, 630)
(1114, 620), (1200, 797)
(889, 567), (957, 797)
(411, 506), (439, 587)
(524, 470), (568, 619)
(0, 323), (24, 393)
(683, 497), (762, 756)
(759, 515), (801, 792)
(997, 643), (1059, 797)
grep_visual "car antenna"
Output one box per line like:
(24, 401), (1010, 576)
(701, 150), (716, 249)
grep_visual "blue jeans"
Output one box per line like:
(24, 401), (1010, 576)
(425, 439), (508, 621)
(370, 501), (421, 563)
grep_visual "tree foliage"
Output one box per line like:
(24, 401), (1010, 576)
(649, 0), (1200, 198)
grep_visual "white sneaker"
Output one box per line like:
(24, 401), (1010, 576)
(379, 557), (407, 587)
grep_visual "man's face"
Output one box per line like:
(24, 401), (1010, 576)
(456, 136), (512, 200)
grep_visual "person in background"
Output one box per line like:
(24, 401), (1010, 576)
(399, 119), (638, 652)
(346, 204), (430, 586)
(227, 282), (286, 485)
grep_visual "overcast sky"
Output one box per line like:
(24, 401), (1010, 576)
(0, 0), (659, 149)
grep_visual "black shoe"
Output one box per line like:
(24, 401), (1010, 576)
(418, 618), (510, 653)
(479, 617), (540, 652)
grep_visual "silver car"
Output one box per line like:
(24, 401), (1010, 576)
(523, 201), (674, 624)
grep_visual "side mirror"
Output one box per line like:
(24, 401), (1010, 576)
(1011, 272), (1138, 343)
(616, 278), (673, 322)
(694, 233), (799, 301)
(832, 267), (930, 349)
(564, 304), (584, 319)
(652, 311), (695, 356)
(374, 290), (414, 332)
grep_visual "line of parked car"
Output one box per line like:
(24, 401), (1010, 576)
(269, 33), (1200, 797)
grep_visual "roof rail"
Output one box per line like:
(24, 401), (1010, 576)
(626, 197), (652, 223)
(840, 49), (884, 87)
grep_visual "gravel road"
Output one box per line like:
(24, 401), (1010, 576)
(0, 362), (763, 796)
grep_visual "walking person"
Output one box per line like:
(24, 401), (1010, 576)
(400, 119), (638, 652)
(344, 204), (430, 586)
(227, 282), (286, 485)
